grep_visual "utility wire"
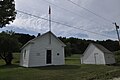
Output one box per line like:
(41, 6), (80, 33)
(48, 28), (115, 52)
(67, 0), (114, 24)
(43, 0), (113, 29)
(43, 0), (86, 19)
(16, 10), (116, 39)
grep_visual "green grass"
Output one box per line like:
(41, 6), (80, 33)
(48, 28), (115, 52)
(65, 54), (80, 65)
(0, 52), (120, 80)
(66, 54), (81, 59)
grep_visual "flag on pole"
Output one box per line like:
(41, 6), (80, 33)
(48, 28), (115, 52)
(117, 25), (119, 29)
(115, 23), (119, 29)
(49, 6), (51, 14)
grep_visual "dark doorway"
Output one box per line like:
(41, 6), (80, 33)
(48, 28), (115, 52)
(46, 50), (52, 64)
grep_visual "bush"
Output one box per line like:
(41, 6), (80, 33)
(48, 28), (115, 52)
(114, 50), (120, 64)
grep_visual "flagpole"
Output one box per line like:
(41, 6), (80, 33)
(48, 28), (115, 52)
(49, 6), (51, 44)
(49, 6), (51, 32)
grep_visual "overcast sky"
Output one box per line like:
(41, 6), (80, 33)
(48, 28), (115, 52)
(1, 0), (120, 40)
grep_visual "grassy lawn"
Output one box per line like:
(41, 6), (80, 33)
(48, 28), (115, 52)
(0, 52), (120, 80)
(65, 54), (80, 65)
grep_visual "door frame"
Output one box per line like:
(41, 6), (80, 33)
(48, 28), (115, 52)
(46, 50), (52, 64)
(94, 53), (98, 64)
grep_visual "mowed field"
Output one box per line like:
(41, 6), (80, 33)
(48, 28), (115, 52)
(0, 52), (120, 80)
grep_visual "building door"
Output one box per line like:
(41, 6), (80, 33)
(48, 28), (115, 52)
(46, 50), (52, 64)
(94, 53), (98, 64)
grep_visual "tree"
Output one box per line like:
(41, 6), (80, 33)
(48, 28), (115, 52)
(0, 0), (16, 28)
(65, 42), (72, 57)
(15, 33), (35, 46)
(37, 33), (41, 37)
(0, 32), (21, 65)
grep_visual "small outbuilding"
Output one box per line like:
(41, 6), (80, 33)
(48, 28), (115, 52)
(81, 43), (116, 65)
(20, 31), (66, 67)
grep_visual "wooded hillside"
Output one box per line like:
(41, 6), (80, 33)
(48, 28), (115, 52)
(0, 31), (119, 57)
(59, 37), (120, 56)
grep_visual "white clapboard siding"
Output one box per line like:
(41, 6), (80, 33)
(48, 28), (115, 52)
(20, 31), (66, 67)
(81, 43), (116, 65)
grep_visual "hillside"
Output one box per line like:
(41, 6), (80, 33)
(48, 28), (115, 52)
(0, 31), (119, 57)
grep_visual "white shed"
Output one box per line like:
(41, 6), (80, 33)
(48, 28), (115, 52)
(81, 43), (116, 65)
(20, 31), (66, 67)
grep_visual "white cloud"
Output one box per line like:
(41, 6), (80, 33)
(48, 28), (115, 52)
(6, 0), (120, 40)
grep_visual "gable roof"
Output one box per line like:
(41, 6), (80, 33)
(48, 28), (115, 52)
(21, 31), (66, 49)
(82, 43), (113, 59)
(91, 43), (112, 53)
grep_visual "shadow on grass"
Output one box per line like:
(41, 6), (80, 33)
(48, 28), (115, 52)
(109, 62), (120, 67)
(32, 65), (80, 70)
(113, 64), (120, 67)
(0, 64), (20, 69)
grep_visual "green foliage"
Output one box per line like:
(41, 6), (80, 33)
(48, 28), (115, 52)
(59, 37), (120, 57)
(59, 37), (92, 57)
(0, 31), (21, 52)
(0, 31), (35, 51)
(96, 39), (120, 52)
(0, 32), (21, 65)
(114, 50), (120, 64)
(0, 0), (16, 27)
(15, 33), (35, 46)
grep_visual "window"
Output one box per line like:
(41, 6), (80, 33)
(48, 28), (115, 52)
(57, 53), (60, 56)
(36, 53), (40, 56)
(94, 53), (98, 55)
(24, 50), (26, 59)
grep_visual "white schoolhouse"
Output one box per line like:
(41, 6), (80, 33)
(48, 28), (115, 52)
(20, 31), (66, 67)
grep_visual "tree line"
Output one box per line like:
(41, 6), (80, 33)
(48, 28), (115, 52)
(0, 31), (120, 65)
(59, 37), (120, 57)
